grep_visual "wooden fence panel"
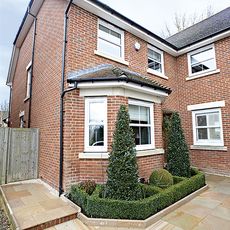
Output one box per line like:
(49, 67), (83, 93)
(0, 128), (39, 184)
(0, 128), (8, 184)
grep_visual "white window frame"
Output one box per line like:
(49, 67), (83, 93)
(97, 19), (125, 60)
(84, 97), (107, 152)
(192, 108), (224, 146)
(187, 44), (217, 77)
(147, 45), (165, 76)
(128, 99), (155, 151)
(26, 62), (32, 99)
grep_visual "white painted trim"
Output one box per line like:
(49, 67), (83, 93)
(94, 50), (129, 66)
(187, 44), (217, 77)
(191, 108), (224, 146)
(79, 152), (109, 159)
(190, 145), (227, 151)
(128, 99), (155, 150)
(187, 101), (225, 111)
(79, 87), (163, 103)
(147, 68), (168, 80)
(79, 148), (164, 159)
(84, 97), (107, 152)
(147, 45), (165, 76)
(26, 61), (32, 70)
(186, 69), (220, 81)
(78, 81), (169, 98)
(97, 19), (125, 60)
(19, 111), (25, 117)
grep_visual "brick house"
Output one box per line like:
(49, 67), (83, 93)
(6, 0), (230, 194)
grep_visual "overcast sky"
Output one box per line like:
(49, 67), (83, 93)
(0, 0), (229, 105)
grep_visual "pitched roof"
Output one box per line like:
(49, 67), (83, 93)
(67, 64), (172, 94)
(166, 7), (230, 49)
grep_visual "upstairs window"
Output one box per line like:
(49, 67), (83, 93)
(85, 97), (107, 152)
(97, 20), (124, 59)
(129, 100), (154, 150)
(147, 46), (164, 74)
(192, 108), (223, 146)
(188, 45), (216, 76)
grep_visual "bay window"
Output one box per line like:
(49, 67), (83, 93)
(85, 97), (107, 152)
(128, 100), (154, 150)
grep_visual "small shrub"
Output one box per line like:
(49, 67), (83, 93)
(79, 180), (96, 195)
(173, 176), (186, 184)
(140, 184), (162, 199)
(149, 169), (173, 188)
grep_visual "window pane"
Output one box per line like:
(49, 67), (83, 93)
(129, 104), (139, 124)
(140, 106), (150, 124)
(99, 24), (121, 45)
(196, 115), (207, 126)
(148, 59), (162, 72)
(209, 128), (221, 140)
(98, 38), (121, 58)
(148, 49), (161, 62)
(208, 113), (220, 126)
(89, 101), (105, 123)
(89, 125), (104, 146)
(131, 126), (140, 145)
(197, 128), (208, 139)
(191, 48), (213, 64)
(191, 59), (215, 73)
(141, 127), (151, 144)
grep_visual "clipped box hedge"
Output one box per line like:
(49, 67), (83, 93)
(69, 169), (205, 220)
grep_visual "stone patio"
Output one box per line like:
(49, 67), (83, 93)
(0, 180), (79, 229)
(47, 174), (230, 230)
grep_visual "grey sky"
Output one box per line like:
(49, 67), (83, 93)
(0, 0), (229, 105)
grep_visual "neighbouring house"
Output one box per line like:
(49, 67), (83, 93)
(0, 111), (8, 127)
(6, 0), (230, 194)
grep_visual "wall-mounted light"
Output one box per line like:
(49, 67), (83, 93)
(134, 42), (141, 51)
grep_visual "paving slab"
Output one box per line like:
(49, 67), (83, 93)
(1, 180), (79, 229)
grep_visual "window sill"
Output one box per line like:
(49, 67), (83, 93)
(190, 145), (227, 151)
(186, 69), (220, 81)
(147, 68), (168, 80)
(24, 97), (30, 102)
(94, 50), (129, 66)
(79, 148), (164, 159)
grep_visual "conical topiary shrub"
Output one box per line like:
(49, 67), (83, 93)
(105, 105), (142, 200)
(167, 112), (191, 177)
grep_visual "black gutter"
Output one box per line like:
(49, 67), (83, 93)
(59, 0), (74, 197)
(27, 11), (37, 128)
(67, 76), (172, 94)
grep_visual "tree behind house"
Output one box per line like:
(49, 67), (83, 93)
(167, 112), (190, 177)
(105, 105), (141, 201)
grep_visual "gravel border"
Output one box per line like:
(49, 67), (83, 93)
(0, 198), (11, 230)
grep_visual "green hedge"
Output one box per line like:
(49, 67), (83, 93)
(69, 170), (205, 220)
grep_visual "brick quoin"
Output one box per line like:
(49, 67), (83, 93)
(9, 1), (230, 191)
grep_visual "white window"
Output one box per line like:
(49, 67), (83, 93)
(128, 100), (154, 150)
(97, 20), (124, 59)
(147, 45), (164, 75)
(188, 44), (216, 76)
(26, 65), (32, 99)
(192, 108), (224, 146)
(85, 97), (107, 152)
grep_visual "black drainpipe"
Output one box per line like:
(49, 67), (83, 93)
(59, 0), (74, 197)
(28, 10), (37, 128)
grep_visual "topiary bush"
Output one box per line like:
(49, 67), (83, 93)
(149, 169), (173, 188)
(79, 180), (96, 195)
(105, 105), (142, 201)
(167, 112), (191, 177)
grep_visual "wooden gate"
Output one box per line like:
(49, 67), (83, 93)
(0, 128), (39, 184)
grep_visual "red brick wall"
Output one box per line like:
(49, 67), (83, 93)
(176, 37), (230, 176)
(10, 0), (67, 190)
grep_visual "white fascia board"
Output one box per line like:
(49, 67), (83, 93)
(178, 30), (230, 56)
(187, 101), (225, 111)
(77, 81), (169, 97)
